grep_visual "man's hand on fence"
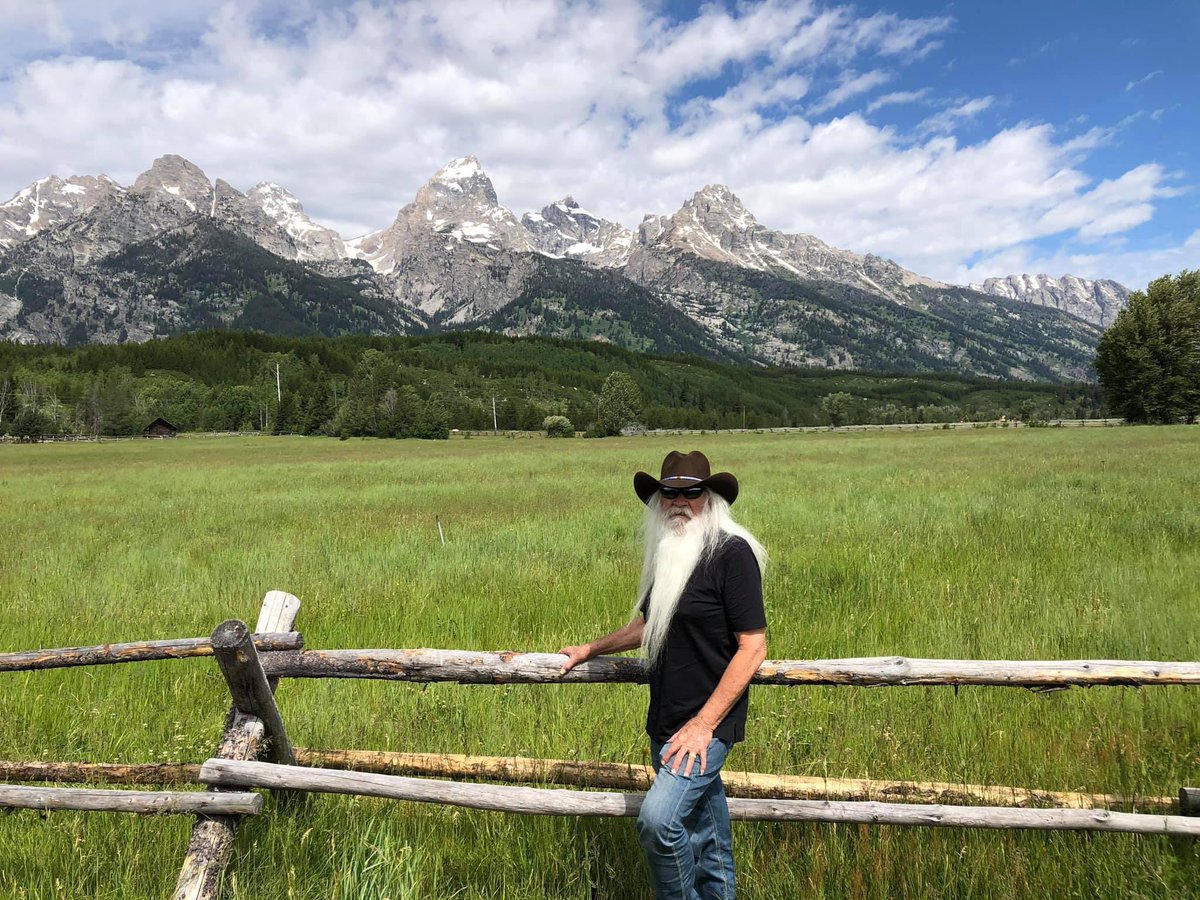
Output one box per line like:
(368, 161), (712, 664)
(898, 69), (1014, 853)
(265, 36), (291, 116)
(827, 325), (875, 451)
(557, 644), (592, 675)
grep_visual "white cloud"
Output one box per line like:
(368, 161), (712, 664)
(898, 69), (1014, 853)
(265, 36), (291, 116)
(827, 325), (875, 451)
(1125, 69), (1163, 91)
(918, 96), (994, 134)
(0, 0), (1183, 288)
(866, 88), (929, 113)
(809, 69), (891, 115)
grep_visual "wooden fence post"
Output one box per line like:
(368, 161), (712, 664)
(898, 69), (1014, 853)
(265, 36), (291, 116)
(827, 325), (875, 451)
(209, 619), (295, 766)
(174, 591), (299, 900)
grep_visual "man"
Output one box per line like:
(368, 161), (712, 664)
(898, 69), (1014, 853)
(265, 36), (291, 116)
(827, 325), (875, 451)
(559, 450), (767, 900)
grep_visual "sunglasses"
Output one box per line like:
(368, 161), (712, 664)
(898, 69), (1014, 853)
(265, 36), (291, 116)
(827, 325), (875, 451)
(659, 486), (705, 500)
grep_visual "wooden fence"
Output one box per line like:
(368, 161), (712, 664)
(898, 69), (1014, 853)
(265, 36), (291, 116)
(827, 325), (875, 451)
(2, 590), (1198, 900)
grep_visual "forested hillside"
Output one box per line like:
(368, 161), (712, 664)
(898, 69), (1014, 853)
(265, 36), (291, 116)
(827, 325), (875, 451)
(0, 331), (1106, 438)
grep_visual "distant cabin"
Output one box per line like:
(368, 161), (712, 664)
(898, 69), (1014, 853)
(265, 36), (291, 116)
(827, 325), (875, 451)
(143, 418), (178, 439)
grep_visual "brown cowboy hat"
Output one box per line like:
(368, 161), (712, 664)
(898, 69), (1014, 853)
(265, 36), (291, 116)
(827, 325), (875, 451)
(634, 450), (739, 506)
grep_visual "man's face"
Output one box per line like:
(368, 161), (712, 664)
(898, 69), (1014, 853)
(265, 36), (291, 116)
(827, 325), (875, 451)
(660, 488), (708, 531)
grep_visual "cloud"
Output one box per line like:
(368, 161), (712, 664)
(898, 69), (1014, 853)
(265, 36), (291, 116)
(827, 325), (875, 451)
(866, 88), (929, 113)
(1125, 69), (1163, 91)
(917, 96), (994, 134)
(850, 11), (952, 58)
(0, 0), (1183, 289)
(808, 69), (891, 115)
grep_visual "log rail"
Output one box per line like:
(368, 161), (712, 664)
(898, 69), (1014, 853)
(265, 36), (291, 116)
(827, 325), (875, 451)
(261, 648), (1200, 689)
(0, 784), (262, 816)
(0, 633), (303, 673)
(2, 750), (1176, 812)
(201, 758), (1200, 838)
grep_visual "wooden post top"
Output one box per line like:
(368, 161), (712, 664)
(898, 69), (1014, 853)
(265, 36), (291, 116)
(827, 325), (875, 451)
(211, 619), (252, 651)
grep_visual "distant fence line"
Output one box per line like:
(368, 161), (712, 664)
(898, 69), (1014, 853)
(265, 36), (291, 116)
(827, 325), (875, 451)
(453, 418), (1126, 438)
(1, 591), (1198, 900)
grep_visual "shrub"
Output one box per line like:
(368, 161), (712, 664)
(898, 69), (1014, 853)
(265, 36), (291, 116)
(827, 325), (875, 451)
(543, 415), (574, 438)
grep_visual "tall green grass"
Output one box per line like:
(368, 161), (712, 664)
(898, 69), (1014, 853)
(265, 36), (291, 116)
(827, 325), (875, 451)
(1, 428), (1198, 898)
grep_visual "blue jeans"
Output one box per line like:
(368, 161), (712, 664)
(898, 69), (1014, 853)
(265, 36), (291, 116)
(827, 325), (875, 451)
(637, 738), (736, 900)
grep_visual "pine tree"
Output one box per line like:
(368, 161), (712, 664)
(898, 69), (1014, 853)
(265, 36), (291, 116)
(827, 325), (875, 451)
(1096, 270), (1200, 424)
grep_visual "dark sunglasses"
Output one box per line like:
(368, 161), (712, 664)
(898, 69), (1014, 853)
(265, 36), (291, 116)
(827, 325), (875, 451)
(659, 486), (705, 500)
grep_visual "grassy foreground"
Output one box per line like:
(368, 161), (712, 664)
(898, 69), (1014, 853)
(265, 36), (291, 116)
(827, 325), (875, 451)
(0, 427), (1198, 899)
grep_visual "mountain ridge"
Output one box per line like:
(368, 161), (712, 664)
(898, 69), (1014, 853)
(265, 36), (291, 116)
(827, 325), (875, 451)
(0, 153), (1114, 381)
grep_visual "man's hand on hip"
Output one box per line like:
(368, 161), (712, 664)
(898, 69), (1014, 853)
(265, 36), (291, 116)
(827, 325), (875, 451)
(662, 717), (716, 775)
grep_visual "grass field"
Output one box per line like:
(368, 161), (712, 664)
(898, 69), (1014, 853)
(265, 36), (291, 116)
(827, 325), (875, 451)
(1, 427), (1198, 899)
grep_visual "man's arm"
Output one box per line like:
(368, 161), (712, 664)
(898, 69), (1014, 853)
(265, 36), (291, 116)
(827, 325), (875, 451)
(661, 628), (767, 775)
(558, 616), (645, 674)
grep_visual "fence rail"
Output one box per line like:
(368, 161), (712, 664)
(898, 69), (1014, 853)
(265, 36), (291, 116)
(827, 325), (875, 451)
(0, 785), (262, 816)
(0, 632), (303, 673)
(5, 751), (1175, 811)
(201, 758), (1200, 837)
(260, 648), (1200, 688)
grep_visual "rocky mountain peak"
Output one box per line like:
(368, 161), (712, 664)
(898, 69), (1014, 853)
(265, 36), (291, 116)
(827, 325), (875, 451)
(677, 184), (758, 237)
(423, 155), (498, 206)
(969, 274), (1129, 327)
(245, 182), (347, 261)
(348, 156), (535, 284)
(0, 174), (122, 249)
(521, 196), (634, 266)
(130, 154), (214, 213)
(630, 185), (947, 302)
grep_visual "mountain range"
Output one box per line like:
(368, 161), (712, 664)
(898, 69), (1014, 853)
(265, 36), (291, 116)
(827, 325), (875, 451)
(0, 154), (1128, 381)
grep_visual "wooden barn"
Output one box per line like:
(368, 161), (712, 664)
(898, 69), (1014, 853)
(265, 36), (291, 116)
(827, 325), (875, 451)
(143, 418), (178, 439)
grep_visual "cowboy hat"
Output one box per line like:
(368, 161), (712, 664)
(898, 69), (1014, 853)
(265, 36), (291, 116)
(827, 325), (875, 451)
(634, 450), (739, 505)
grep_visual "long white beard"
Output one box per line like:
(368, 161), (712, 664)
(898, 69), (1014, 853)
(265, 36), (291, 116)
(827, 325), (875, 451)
(636, 493), (768, 668)
(641, 516), (708, 667)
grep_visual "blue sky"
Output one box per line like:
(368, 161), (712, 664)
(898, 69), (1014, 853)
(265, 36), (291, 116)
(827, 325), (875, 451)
(0, 0), (1195, 288)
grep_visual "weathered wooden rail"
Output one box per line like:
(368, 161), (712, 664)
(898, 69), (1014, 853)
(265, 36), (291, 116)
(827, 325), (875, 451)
(261, 648), (1200, 688)
(3, 588), (1199, 900)
(0, 785), (262, 816)
(0, 632), (303, 672)
(5, 750), (1175, 811)
(201, 758), (1200, 838)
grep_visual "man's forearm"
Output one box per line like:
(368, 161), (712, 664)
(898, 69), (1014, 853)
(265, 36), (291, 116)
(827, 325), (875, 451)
(694, 635), (767, 730)
(584, 618), (645, 656)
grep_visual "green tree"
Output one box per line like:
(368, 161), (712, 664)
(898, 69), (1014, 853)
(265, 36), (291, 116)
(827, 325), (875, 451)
(411, 393), (450, 439)
(543, 415), (574, 437)
(382, 384), (422, 437)
(92, 367), (139, 435)
(1095, 270), (1200, 424)
(597, 371), (642, 436)
(820, 391), (853, 428)
(12, 406), (47, 441)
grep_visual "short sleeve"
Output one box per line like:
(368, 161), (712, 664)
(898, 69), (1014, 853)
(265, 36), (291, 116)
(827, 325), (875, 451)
(721, 538), (766, 632)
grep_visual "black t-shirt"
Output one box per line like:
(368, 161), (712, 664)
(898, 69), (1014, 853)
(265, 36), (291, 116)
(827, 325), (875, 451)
(639, 535), (766, 744)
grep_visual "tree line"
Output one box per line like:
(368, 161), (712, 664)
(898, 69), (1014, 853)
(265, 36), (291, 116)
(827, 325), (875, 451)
(0, 330), (1109, 439)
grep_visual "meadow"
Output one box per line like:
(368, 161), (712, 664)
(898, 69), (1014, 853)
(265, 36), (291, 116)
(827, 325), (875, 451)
(0, 426), (1197, 899)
